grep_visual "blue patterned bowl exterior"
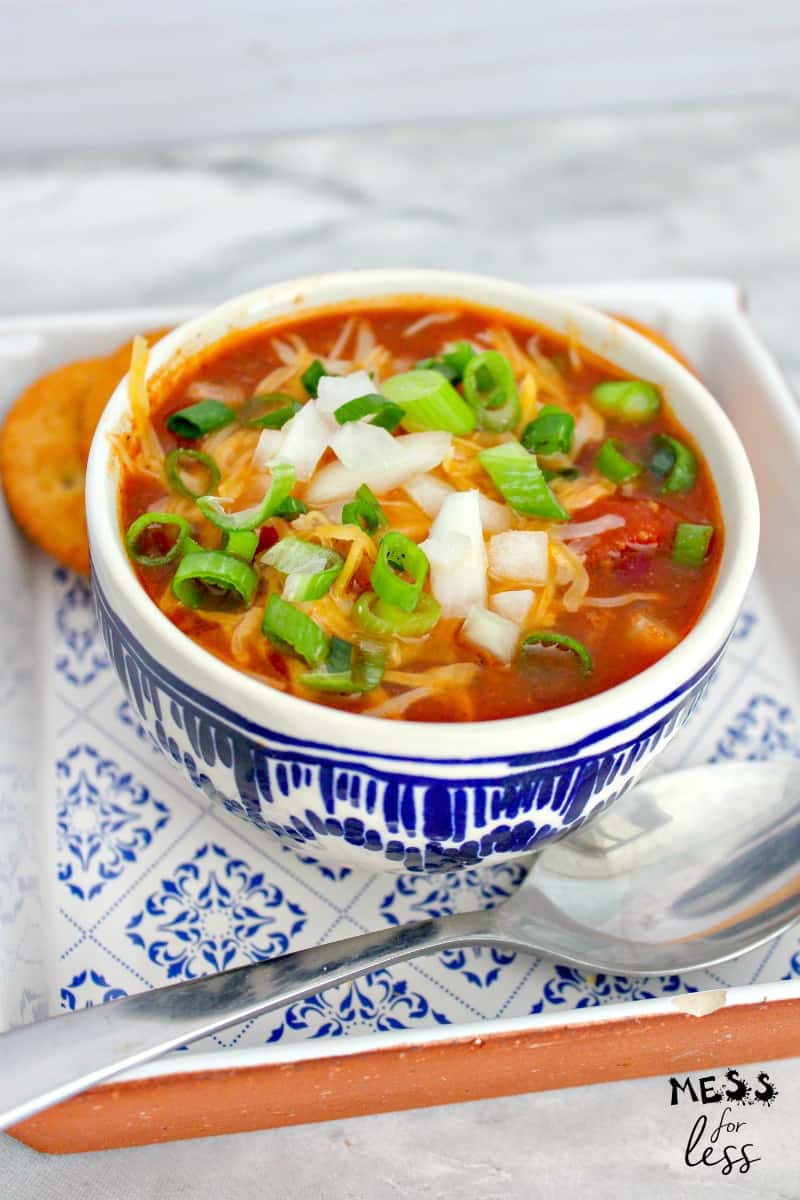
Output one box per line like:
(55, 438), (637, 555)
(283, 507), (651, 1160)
(86, 272), (758, 876)
(94, 577), (722, 872)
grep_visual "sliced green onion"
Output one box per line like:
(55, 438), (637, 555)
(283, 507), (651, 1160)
(371, 532), (429, 612)
(542, 466), (580, 482)
(165, 448), (221, 500)
(272, 496), (309, 521)
(354, 590), (441, 638)
(222, 529), (259, 562)
(125, 512), (190, 566)
(262, 595), (328, 666)
(166, 399), (236, 439)
(595, 438), (643, 484)
(416, 341), (475, 383)
(591, 380), (661, 424)
(522, 630), (592, 677)
(462, 351), (521, 432)
(241, 393), (301, 429)
(672, 522), (713, 567)
(649, 439), (676, 479)
(197, 460), (296, 531)
(520, 405), (575, 456)
(171, 550), (257, 610)
(333, 393), (404, 432)
(298, 636), (387, 694)
(263, 536), (344, 601)
(380, 369), (476, 435)
(650, 434), (698, 493)
(341, 484), (386, 533)
(301, 359), (327, 397)
(478, 442), (569, 521)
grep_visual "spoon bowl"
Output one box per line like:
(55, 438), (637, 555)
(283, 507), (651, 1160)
(492, 759), (800, 973)
(1, 759), (798, 1129)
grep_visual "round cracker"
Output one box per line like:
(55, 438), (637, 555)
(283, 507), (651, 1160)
(80, 328), (171, 456)
(0, 357), (104, 574)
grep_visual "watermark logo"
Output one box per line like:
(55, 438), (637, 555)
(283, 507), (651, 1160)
(667, 1067), (779, 1176)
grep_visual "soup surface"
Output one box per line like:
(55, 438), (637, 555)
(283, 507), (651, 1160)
(119, 300), (722, 722)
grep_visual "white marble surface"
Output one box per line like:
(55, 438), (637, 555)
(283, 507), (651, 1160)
(2, 1), (799, 154)
(2, 99), (800, 1196)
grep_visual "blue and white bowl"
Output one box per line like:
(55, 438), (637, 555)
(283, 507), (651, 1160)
(86, 270), (759, 873)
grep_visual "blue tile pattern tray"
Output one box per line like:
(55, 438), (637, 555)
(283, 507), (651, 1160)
(1, 280), (798, 1065)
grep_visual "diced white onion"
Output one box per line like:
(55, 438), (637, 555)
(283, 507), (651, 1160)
(488, 531), (549, 584)
(332, 422), (398, 471)
(403, 473), (454, 516)
(256, 400), (334, 480)
(316, 370), (377, 415)
(489, 589), (534, 624)
(421, 490), (487, 617)
(306, 462), (364, 504)
(253, 429), (284, 467)
(404, 473), (512, 533)
(309, 425), (452, 501)
(558, 513), (625, 541)
(461, 605), (519, 663)
(477, 494), (513, 533)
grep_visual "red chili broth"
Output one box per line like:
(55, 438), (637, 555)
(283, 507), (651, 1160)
(120, 301), (723, 722)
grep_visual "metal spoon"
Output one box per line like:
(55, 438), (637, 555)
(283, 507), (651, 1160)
(1, 759), (798, 1130)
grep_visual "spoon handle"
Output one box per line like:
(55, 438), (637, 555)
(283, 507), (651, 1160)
(0, 908), (496, 1130)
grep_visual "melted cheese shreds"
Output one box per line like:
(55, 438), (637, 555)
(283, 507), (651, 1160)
(551, 473), (616, 513)
(402, 310), (459, 338)
(128, 335), (163, 472)
(551, 540), (590, 612)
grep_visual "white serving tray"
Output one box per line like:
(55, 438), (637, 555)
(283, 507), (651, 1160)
(1, 279), (799, 1151)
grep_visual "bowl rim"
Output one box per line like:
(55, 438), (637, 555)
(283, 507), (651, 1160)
(85, 268), (760, 761)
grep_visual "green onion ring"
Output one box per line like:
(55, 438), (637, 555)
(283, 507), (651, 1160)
(262, 594), (329, 666)
(165, 447), (221, 500)
(299, 636), (387, 693)
(595, 439), (643, 484)
(222, 529), (259, 562)
(591, 380), (661, 424)
(125, 512), (190, 566)
(520, 405), (575, 456)
(478, 441), (569, 521)
(672, 522), (713, 567)
(166, 399), (236, 439)
(242, 393), (302, 429)
(301, 359), (327, 397)
(380, 369), (476, 435)
(650, 434), (698, 494)
(462, 351), (521, 432)
(197, 459), (296, 531)
(341, 484), (386, 533)
(521, 630), (592, 677)
(354, 590), (441, 638)
(370, 532), (429, 613)
(171, 550), (258, 610)
(333, 393), (405, 432)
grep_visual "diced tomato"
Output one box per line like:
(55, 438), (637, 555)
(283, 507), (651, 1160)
(257, 524), (280, 554)
(582, 498), (678, 572)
